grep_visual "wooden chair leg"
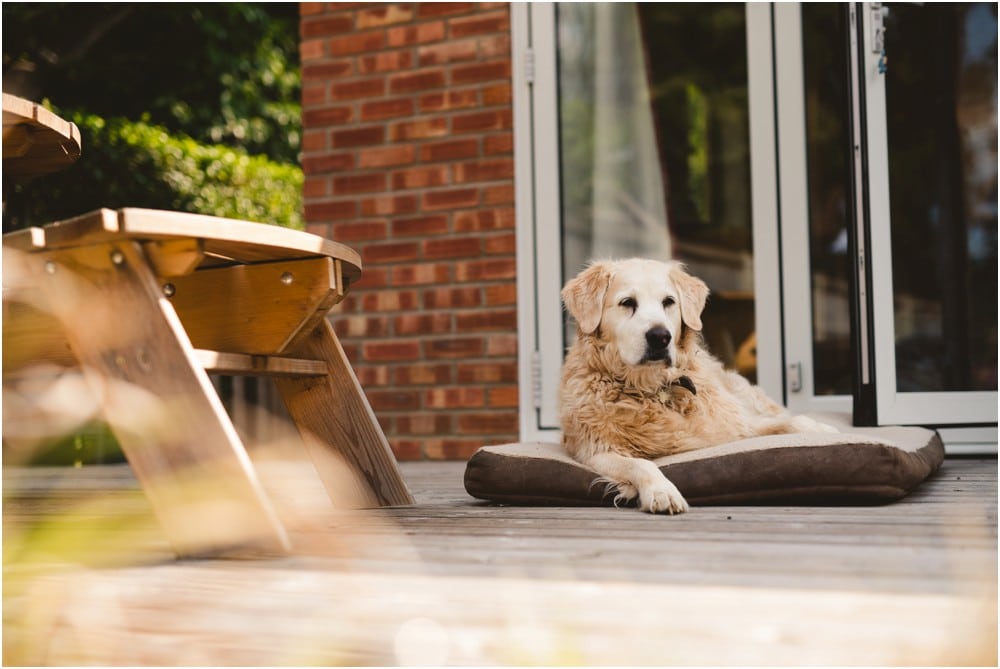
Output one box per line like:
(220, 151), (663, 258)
(27, 241), (291, 557)
(276, 319), (414, 508)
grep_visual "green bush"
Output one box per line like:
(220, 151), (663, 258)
(1, 422), (125, 467)
(4, 112), (303, 231)
(3, 113), (306, 465)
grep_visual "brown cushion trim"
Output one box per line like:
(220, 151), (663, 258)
(464, 428), (945, 507)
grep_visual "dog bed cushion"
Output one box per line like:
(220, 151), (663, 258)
(464, 415), (945, 506)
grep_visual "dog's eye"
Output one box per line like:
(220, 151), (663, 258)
(663, 297), (676, 308)
(619, 297), (637, 312)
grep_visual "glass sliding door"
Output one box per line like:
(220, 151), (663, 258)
(801, 5), (856, 400)
(513, 3), (781, 438)
(779, 2), (996, 445)
(512, 3), (995, 447)
(558, 3), (761, 382)
(856, 2), (997, 427)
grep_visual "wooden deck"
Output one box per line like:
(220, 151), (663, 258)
(4, 453), (997, 666)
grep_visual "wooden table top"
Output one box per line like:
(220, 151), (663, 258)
(3, 207), (363, 283)
(2, 92), (82, 178)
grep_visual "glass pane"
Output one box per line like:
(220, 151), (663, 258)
(884, 3), (998, 392)
(556, 3), (757, 380)
(802, 4), (854, 396)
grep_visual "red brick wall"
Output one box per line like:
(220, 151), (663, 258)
(299, 2), (519, 460)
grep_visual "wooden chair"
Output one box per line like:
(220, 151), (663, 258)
(3, 208), (413, 557)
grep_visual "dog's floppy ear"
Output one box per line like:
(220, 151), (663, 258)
(562, 261), (613, 334)
(669, 263), (709, 331)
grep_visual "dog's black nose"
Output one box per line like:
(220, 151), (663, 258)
(645, 327), (671, 351)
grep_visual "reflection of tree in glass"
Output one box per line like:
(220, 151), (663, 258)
(638, 2), (752, 251)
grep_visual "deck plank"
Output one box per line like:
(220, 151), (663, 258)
(3, 456), (996, 665)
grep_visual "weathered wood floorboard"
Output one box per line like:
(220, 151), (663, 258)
(3, 456), (996, 666)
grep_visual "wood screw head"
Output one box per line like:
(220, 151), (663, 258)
(162, 283), (176, 297)
(110, 250), (125, 266)
(280, 272), (294, 286)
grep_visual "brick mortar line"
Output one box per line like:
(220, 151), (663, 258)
(319, 90), (512, 113)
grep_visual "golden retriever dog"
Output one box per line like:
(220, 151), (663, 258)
(560, 258), (837, 514)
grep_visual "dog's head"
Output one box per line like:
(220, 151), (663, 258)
(562, 258), (709, 368)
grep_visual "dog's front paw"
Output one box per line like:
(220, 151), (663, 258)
(639, 481), (689, 515)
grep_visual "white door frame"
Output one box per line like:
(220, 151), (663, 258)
(773, 3), (854, 417)
(857, 2), (998, 428)
(513, 2), (562, 440)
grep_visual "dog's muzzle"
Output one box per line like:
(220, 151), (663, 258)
(642, 326), (672, 365)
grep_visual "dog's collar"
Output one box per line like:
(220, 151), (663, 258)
(673, 375), (697, 395)
(650, 375), (697, 406)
